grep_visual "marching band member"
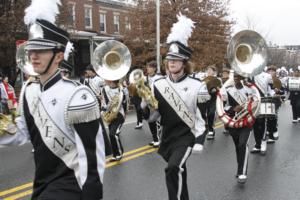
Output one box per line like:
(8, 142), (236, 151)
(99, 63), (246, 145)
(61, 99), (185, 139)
(202, 65), (221, 140)
(128, 69), (144, 129)
(0, 75), (17, 114)
(144, 13), (206, 200)
(221, 67), (230, 134)
(266, 66), (284, 141)
(220, 73), (254, 183)
(59, 60), (73, 79)
(145, 60), (162, 147)
(101, 80), (127, 161)
(288, 68), (300, 123)
(0, 1), (106, 199)
(251, 70), (273, 154)
(84, 64), (105, 99)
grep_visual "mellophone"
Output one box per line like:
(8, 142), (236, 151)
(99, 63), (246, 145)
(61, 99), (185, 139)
(258, 97), (276, 118)
(287, 77), (300, 91)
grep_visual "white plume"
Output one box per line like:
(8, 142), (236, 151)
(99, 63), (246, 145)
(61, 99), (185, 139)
(167, 13), (195, 46)
(64, 42), (74, 61)
(24, 0), (62, 25)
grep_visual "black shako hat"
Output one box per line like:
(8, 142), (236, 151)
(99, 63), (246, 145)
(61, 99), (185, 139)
(166, 41), (193, 60)
(25, 19), (69, 51)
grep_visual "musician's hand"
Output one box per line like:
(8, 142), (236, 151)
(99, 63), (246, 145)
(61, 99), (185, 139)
(233, 105), (243, 112)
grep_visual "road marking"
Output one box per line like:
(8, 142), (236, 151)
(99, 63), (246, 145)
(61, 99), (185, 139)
(3, 190), (32, 200)
(0, 122), (225, 199)
(106, 148), (158, 168)
(0, 183), (33, 197)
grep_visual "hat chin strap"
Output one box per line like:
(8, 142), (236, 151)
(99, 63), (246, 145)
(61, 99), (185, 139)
(40, 50), (58, 75)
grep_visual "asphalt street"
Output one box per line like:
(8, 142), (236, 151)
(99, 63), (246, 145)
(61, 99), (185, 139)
(1, 101), (300, 200)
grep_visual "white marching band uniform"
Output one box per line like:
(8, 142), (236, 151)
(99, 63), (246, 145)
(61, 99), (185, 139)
(101, 84), (127, 160)
(252, 71), (275, 153)
(0, 71), (105, 199)
(219, 78), (255, 180)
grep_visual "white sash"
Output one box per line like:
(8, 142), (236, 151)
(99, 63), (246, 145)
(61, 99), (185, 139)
(25, 88), (78, 171)
(227, 86), (248, 106)
(155, 79), (195, 129)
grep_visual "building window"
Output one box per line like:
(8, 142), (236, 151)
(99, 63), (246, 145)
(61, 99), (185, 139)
(113, 14), (120, 33)
(68, 3), (75, 26)
(84, 6), (92, 29)
(125, 16), (131, 30)
(99, 13), (106, 33)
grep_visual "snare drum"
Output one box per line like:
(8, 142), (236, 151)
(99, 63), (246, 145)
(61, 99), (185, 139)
(287, 77), (300, 91)
(258, 97), (276, 118)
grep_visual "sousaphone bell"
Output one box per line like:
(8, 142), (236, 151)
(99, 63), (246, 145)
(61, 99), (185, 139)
(92, 40), (131, 81)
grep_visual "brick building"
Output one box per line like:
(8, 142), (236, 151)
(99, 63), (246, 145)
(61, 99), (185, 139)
(65, 0), (131, 76)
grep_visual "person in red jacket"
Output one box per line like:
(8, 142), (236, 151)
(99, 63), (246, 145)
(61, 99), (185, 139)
(0, 75), (17, 114)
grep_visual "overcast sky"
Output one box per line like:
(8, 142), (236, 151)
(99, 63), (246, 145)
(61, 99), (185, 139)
(229, 0), (300, 46)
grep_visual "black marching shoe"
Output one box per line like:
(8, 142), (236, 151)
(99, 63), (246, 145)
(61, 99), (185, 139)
(109, 155), (123, 162)
(250, 147), (261, 154)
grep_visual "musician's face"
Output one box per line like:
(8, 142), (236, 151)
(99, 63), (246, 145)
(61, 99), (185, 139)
(146, 66), (156, 76)
(222, 71), (229, 79)
(167, 59), (184, 74)
(29, 49), (62, 74)
(268, 70), (276, 77)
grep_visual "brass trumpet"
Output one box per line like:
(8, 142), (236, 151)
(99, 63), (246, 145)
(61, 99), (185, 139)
(129, 69), (158, 109)
(0, 110), (17, 136)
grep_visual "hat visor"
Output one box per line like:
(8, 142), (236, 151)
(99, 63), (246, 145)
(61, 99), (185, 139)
(25, 40), (57, 51)
(165, 53), (188, 60)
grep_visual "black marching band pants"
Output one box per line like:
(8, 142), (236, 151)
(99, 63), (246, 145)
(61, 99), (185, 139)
(164, 146), (193, 200)
(131, 95), (143, 124)
(108, 113), (125, 158)
(148, 121), (160, 142)
(291, 101), (300, 120)
(229, 127), (251, 175)
(199, 99), (216, 132)
(253, 113), (278, 148)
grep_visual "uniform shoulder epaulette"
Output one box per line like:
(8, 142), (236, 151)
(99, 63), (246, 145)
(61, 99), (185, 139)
(188, 75), (202, 83)
(65, 85), (100, 124)
(154, 76), (166, 83)
(62, 77), (81, 86)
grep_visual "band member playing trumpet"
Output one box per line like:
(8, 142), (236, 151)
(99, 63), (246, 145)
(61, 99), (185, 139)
(0, 1), (106, 199)
(145, 60), (162, 147)
(144, 14), (206, 200)
(101, 80), (127, 162)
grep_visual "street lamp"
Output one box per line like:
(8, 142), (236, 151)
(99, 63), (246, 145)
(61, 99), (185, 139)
(156, 0), (160, 73)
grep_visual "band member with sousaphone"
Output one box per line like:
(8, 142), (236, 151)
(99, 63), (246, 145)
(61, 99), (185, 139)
(92, 40), (132, 162)
(143, 13), (206, 200)
(216, 30), (267, 184)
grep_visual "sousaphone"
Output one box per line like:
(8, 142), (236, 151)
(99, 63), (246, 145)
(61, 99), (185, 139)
(216, 30), (268, 128)
(92, 40), (131, 81)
